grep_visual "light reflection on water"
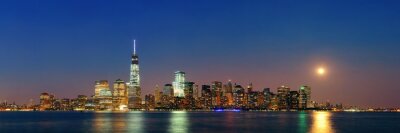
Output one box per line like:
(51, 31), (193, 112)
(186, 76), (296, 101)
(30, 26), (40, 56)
(298, 112), (308, 133)
(113, 116), (127, 132)
(127, 112), (144, 133)
(168, 111), (189, 133)
(1, 112), (399, 132)
(92, 112), (144, 133)
(90, 111), (335, 133)
(92, 113), (113, 133)
(311, 112), (334, 133)
(90, 111), (334, 133)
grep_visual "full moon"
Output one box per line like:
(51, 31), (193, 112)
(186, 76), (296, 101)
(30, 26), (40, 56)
(317, 67), (326, 75)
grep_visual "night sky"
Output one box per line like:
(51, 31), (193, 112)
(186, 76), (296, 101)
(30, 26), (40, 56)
(1, 0), (399, 107)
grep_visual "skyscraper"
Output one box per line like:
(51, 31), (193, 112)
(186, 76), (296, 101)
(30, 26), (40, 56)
(277, 86), (290, 110)
(193, 84), (199, 99)
(161, 84), (174, 109)
(95, 80), (112, 110)
(289, 91), (300, 110)
(211, 81), (222, 107)
(233, 84), (245, 107)
(224, 80), (234, 106)
(245, 83), (253, 107)
(201, 85), (212, 108)
(163, 84), (174, 97)
(173, 71), (186, 97)
(184, 82), (195, 108)
(154, 85), (161, 104)
(128, 40), (141, 109)
(299, 85), (311, 109)
(262, 88), (271, 109)
(184, 82), (195, 98)
(112, 79), (128, 110)
(95, 80), (109, 98)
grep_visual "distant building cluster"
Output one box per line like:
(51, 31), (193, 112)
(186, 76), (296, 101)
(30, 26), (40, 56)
(34, 72), (341, 111)
(145, 77), (321, 111)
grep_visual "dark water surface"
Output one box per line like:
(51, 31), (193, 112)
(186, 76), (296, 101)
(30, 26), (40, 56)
(0, 111), (399, 133)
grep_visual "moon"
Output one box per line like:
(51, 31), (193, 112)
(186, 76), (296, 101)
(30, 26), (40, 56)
(317, 67), (326, 75)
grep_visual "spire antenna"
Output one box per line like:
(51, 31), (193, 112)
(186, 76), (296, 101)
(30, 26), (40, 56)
(133, 39), (136, 55)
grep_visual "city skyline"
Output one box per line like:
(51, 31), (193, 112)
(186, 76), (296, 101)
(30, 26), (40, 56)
(0, 42), (391, 109)
(1, 1), (400, 108)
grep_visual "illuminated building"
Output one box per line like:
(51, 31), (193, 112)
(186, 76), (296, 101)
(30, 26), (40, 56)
(49, 94), (56, 109)
(289, 91), (299, 110)
(113, 79), (128, 110)
(270, 93), (279, 110)
(70, 98), (80, 110)
(39, 92), (51, 111)
(159, 84), (174, 109)
(184, 82), (194, 99)
(75, 95), (87, 110)
(163, 84), (174, 97)
(144, 94), (155, 110)
(184, 82), (195, 109)
(172, 97), (185, 109)
(173, 71), (186, 97)
(160, 94), (172, 109)
(154, 85), (161, 105)
(84, 96), (96, 110)
(201, 85), (212, 108)
(262, 88), (272, 109)
(193, 84), (199, 99)
(53, 99), (61, 110)
(248, 91), (258, 109)
(299, 85), (311, 109)
(277, 86), (290, 110)
(60, 98), (70, 111)
(211, 81), (222, 107)
(128, 40), (141, 109)
(233, 85), (245, 108)
(256, 92), (265, 108)
(223, 81), (234, 106)
(95, 80), (107, 98)
(245, 83), (253, 107)
(94, 80), (112, 110)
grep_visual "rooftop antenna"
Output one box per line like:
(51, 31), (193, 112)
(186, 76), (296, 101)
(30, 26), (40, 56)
(133, 39), (136, 55)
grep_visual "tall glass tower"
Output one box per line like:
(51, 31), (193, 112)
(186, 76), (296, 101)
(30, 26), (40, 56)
(173, 71), (186, 97)
(128, 40), (141, 109)
(299, 85), (311, 109)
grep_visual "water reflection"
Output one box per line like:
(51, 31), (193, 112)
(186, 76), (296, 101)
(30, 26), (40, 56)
(127, 111), (144, 133)
(88, 111), (335, 133)
(298, 112), (308, 133)
(168, 111), (189, 133)
(93, 113), (113, 133)
(225, 112), (235, 132)
(92, 112), (144, 133)
(311, 112), (334, 133)
(112, 114), (128, 132)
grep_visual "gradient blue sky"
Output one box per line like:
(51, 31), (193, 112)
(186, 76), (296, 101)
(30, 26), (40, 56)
(1, 0), (399, 107)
